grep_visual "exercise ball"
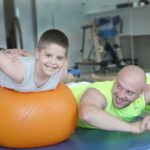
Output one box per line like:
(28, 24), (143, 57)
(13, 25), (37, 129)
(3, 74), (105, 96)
(0, 83), (77, 148)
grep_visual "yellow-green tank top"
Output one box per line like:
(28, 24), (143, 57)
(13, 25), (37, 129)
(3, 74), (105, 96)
(70, 81), (145, 129)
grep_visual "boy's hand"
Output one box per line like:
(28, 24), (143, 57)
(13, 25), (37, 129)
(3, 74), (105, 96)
(3, 49), (32, 58)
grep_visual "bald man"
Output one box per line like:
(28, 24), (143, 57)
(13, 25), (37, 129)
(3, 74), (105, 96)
(68, 65), (150, 133)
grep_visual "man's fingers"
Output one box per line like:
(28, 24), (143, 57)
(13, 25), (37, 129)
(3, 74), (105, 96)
(141, 116), (150, 131)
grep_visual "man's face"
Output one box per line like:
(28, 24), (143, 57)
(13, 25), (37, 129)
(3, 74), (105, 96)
(112, 76), (143, 109)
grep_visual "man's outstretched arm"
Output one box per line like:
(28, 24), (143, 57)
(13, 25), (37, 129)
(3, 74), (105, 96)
(79, 88), (144, 133)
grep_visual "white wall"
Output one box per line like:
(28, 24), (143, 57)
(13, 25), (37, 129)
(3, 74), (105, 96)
(14, 0), (36, 52)
(36, 0), (86, 67)
(84, 0), (132, 14)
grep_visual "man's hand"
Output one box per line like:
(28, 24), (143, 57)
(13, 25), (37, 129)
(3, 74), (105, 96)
(130, 121), (145, 133)
(130, 115), (150, 133)
(140, 115), (150, 131)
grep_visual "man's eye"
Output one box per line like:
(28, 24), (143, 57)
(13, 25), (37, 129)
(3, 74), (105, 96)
(127, 91), (133, 96)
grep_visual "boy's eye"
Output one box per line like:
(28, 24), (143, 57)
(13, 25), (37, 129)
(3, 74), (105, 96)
(57, 56), (64, 60)
(46, 54), (52, 57)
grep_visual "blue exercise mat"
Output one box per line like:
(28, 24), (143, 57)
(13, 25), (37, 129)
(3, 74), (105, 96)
(1, 128), (150, 150)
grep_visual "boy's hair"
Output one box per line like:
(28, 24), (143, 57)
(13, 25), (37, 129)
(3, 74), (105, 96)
(38, 29), (69, 56)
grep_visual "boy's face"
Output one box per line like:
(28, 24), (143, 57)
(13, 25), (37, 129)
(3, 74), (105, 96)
(36, 43), (67, 76)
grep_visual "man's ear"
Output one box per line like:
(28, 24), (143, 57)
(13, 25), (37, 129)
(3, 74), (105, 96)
(144, 84), (150, 105)
(141, 84), (150, 97)
(144, 84), (149, 91)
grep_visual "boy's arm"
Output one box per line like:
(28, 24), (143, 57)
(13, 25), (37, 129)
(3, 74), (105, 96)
(0, 51), (23, 83)
(79, 88), (145, 133)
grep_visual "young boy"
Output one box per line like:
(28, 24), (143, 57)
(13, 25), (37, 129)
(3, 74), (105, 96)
(0, 29), (68, 92)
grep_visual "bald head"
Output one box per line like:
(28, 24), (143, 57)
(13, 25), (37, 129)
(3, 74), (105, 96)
(112, 65), (146, 108)
(117, 65), (146, 92)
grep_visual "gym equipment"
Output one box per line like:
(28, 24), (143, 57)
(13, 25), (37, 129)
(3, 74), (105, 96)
(75, 15), (137, 73)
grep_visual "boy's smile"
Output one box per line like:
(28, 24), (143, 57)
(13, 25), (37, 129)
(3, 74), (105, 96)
(36, 43), (66, 76)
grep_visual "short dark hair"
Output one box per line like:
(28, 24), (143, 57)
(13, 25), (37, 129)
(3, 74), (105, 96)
(38, 29), (69, 56)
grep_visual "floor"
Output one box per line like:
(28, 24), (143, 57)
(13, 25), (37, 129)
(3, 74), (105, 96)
(1, 128), (150, 150)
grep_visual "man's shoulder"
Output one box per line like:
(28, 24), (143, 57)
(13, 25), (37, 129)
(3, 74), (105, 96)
(87, 81), (114, 100)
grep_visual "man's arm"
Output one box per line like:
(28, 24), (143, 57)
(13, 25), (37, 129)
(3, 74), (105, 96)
(0, 51), (23, 83)
(79, 88), (144, 133)
(140, 115), (150, 131)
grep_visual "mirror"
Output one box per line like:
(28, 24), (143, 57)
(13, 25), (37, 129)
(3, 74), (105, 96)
(78, 0), (150, 72)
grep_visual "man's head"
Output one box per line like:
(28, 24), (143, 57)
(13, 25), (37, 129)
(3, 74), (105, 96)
(112, 65), (146, 108)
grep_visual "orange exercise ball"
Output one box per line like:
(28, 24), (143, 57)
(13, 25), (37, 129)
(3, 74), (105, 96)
(0, 83), (77, 148)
